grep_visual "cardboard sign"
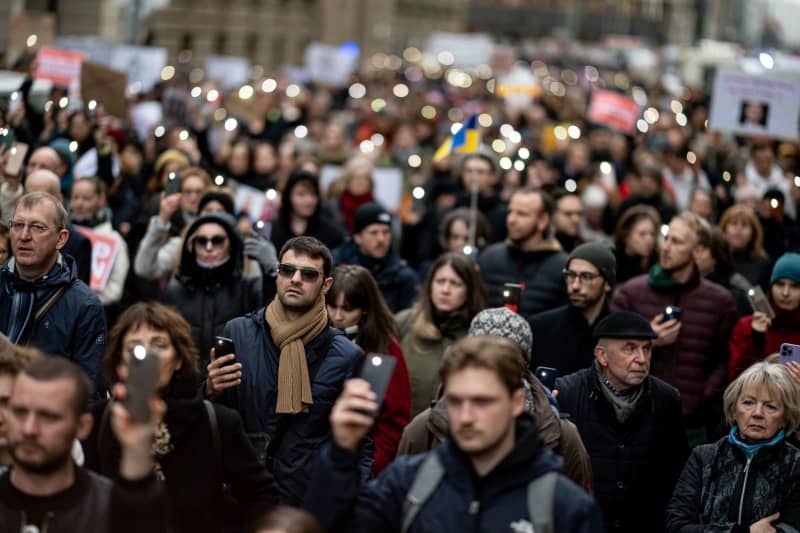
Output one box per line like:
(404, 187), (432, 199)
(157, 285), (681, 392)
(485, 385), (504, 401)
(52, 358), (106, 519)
(709, 71), (800, 140)
(205, 55), (251, 90)
(75, 227), (119, 292)
(81, 62), (128, 118)
(35, 47), (85, 88)
(305, 42), (358, 87)
(587, 89), (640, 135)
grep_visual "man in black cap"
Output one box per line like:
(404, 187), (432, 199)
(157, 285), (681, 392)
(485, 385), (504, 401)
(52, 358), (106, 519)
(332, 202), (419, 312)
(555, 311), (688, 533)
(530, 242), (615, 375)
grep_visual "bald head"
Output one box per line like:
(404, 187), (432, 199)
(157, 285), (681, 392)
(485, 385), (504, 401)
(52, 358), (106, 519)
(26, 147), (62, 178)
(25, 169), (63, 203)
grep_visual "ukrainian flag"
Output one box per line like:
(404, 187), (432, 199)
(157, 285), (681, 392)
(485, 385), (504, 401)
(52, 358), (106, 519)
(433, 114), (481, 163)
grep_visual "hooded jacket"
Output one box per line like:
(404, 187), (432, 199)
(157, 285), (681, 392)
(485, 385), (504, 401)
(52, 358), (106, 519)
(305, 413), (603, 533)
(163, 213), (263, 371)
(397, 373), (593, 491)
(0, 255), (106, 397)
(477, 237), (568, 322)
(333, 241), (419, 313)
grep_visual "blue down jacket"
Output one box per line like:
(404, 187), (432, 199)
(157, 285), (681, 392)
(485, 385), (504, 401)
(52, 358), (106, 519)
(216, 308), (371, 505)
(305, 413), (603, 533)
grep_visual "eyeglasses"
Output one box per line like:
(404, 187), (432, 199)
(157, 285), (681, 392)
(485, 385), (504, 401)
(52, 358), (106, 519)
(9, 220), (55, 235)
(194, 235), (227, 248)
(277, 263), (322, 283)
(562, 269), (600, 283)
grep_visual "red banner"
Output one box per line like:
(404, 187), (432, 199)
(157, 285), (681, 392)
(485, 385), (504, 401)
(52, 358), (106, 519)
(587, 90), (640, 135)
(75, 226), (119, 292)
(35, 46), (85, 88)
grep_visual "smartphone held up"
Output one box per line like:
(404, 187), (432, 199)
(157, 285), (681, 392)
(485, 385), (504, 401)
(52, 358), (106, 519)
(125, 345), (160, 422)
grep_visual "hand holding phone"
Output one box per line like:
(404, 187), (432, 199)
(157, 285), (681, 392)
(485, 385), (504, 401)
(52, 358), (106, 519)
(4, 142), (29, 178)
(779, 343), (800, 366)
(205, 338), (242, 399)
(535, 366), (558, 390)
(503, 283), (522, 313)
(214, 336), (236, 366)
(165, 171), (181, 196)
(747, 286), (776, 320)
(660, 305), (683, 324)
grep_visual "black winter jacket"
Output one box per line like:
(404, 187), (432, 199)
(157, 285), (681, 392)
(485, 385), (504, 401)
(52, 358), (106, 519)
(162, 213), (264, 371)
(477, 237), (568, 322)
(556, 368), (688, 532)
(217, 309), (372, 505)
(666, 436), (800, 532)
(84, 398), (278, 533)
(0, 255), (106, 397)
(530, 303), (610, 375)
(333, 241), (419, 313)
(305, 413), (603, 533)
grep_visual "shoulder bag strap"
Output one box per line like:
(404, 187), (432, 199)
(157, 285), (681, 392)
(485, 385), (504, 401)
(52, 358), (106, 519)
(527, 471), (558, 533)
(402, 452), (445, 533)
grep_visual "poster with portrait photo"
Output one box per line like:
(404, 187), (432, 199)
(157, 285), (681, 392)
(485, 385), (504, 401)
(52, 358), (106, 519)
(709, 71), (800, 140)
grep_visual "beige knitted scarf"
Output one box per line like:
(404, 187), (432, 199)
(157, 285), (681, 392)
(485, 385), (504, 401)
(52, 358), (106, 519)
(266, 295), (328, 414)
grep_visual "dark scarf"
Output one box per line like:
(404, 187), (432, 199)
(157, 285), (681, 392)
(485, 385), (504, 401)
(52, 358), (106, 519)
(594, 360), (644, 424)
(1, 257), (65, 344)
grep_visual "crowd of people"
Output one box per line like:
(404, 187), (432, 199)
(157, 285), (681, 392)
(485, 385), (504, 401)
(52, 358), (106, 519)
(0, 37), (800, 532)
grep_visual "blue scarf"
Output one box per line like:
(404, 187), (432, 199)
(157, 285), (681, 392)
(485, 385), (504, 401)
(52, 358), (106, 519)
(728, 425), (785, 458)
(2, 257), (63, 344)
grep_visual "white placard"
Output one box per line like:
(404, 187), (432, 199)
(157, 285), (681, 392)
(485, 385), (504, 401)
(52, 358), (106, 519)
(110, 45), (167, 92)
(708, 71), (800, 140)
(205, 55), (251, 90)
(320, 165), (403, 213)
(425, 32), (494, 68)
(304, 42), (358, 87)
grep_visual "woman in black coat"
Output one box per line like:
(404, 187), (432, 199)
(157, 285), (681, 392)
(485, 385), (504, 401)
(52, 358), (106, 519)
(83, 302), (279, 533)
(666, 361), (800, 532)
(162, 212), (266, 374)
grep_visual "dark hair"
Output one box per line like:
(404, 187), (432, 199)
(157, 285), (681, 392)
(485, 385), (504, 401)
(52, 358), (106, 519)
(439, 336), (525, 396)
(21, 357), (91, 415)
(511, 187), (555, 219)
(104, 302), (199, 394)
(408, 253), (487, 340)
(279, 236), (333, 277)
(279, 170), (321, 223)
(613, 204), (661, 253)
(251, 505), (323, 533)
(438, 207), (491, 251)
(461, 153), (498, 174)
(706, 227), (736, 279)
(327, 265), (399, 352)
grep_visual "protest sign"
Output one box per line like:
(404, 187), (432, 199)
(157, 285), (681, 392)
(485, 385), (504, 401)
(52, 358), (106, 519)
(110, 45), (168, 92)
(320, 165), (403, 212)
(709, 70), (800, 140)
(305, 42), (358, 87)
(35, 47), (85, 88)
(497, 64), (540, 110)
(130, 101), (163, 142)
(75, 227), (119, 292)
(425, 32), (494, 69)
(586, 89), (640, 135)
(81, 62), (128, 118)
(234, 183), (280, 222)
(205, 55), (251, 90)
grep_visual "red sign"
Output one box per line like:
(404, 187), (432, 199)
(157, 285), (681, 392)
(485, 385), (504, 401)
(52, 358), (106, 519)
(75, 227), (119, 292)
(587, 90), (640, 135)
(35, 46), (85, 88)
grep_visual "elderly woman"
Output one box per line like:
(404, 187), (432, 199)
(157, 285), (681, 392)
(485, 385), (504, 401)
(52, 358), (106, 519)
(666, 361), (800, 532)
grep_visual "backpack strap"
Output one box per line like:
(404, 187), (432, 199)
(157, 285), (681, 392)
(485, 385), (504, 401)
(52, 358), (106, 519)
(527, 471), (558, 533)
(402, 452), (445, 533)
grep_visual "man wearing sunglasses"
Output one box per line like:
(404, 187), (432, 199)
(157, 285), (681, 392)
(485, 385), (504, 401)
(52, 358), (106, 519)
(205, 236), (369, 505)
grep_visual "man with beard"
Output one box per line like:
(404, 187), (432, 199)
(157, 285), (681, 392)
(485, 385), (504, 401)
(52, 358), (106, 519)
(0, 357), (167, 532)
(478, 188), (568, 322)
(306, 335), (601, 532)
(205, 236), (369, 505)
(531, 242), (615, 375)
(612, 212), (736, 444)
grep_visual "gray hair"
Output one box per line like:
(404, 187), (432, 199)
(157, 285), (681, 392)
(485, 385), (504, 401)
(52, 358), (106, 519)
(12, 192), (67, 230)
(723, 361), (800, 436)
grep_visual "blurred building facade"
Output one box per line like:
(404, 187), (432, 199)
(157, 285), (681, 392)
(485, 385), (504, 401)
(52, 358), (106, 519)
(142, 0), (468, 66)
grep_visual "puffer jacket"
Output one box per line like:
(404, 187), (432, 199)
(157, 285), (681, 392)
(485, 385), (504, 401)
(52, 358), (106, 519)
(556, 367), (689, 532)
(0, 255), (106, 398)
(333, 241), (419, 313)
(477, 237), (568, 322)
(305, 414), (603, 533)
(611, 271), (736, 421)
(397, 372), (594, 491)
(216, 309), (371, 505)
(666, 436), (800, 532)
(162, 213), (263, 371)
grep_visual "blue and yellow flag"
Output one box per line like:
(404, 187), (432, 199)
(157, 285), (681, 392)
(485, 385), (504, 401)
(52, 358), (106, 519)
(433, 114), (481, 163)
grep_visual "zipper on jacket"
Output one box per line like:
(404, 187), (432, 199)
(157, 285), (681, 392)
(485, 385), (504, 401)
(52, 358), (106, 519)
(469, 499), (480, 532)
(737, 456), (753, 524)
